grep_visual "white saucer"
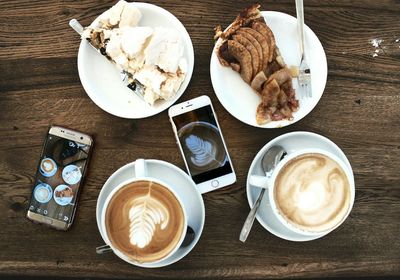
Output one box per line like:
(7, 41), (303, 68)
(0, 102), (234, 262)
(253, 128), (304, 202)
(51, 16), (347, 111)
(96, 159), (205, 267)
(78, 2), (194, 119)
(210, 11), (328, 128)
(246, 131), (355, 241)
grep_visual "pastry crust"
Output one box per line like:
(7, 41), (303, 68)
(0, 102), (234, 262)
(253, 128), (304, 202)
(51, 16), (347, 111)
(214, 4), (262, 41)
(214, 4), (299, 124)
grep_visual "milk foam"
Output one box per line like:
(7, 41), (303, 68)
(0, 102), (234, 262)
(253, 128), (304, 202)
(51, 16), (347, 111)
(105, 181), (185, 263)
(128, 195), (169, 248)
(36, 188), (49, 200)
(42, 161), (53, 172)
(275, 153), (351, 232)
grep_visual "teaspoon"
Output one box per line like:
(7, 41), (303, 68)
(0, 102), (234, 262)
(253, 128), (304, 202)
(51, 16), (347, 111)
(239, 146), (286, 242)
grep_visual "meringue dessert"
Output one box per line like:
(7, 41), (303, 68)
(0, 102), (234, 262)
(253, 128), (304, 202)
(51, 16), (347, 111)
(214, 4), (299, 124)
(82, 0), (187, 105)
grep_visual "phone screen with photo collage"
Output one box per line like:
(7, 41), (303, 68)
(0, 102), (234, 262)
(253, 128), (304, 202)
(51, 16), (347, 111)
(28, 133), (90, 222)
(172, 105), (233, 184)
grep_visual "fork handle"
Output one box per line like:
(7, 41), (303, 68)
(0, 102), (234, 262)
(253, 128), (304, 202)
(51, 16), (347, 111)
(295, 0), (305, 58)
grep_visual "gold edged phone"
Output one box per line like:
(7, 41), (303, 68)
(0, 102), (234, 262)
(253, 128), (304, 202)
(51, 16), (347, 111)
(26, 125), (93, 230)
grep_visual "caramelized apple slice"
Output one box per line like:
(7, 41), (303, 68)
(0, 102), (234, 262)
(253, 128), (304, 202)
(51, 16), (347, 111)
(227, 40), (253, 83)
(251, 21), (276, 63)
(256, 79), (280, 124)
(236, 29), (264, 73)
(233, 34), (260, 79)
(239, 28), (269, 73)
(267, 67), (292, 85)
(251, 71), (267, 91)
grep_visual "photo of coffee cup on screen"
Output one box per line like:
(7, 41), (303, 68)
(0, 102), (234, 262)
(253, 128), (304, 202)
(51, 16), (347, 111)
(178, 121), (228, 175)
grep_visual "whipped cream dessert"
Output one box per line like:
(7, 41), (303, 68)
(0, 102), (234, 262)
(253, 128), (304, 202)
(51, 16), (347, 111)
(82, 0), (187, 105)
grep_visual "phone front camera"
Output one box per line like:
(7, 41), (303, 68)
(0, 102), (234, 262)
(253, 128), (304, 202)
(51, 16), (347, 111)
(80, 136), (83, 140)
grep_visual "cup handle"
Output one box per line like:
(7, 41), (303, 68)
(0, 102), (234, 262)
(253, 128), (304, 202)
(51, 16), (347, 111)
(135, 158), (146, 177)
(249, 175), (271, 189)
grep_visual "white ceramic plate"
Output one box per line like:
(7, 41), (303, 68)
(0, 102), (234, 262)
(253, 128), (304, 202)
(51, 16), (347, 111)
(246, 131), (355, 241)
(78, 3), (194, 119)
(210, 11), (328, 128)
(96, 159), (205, 267)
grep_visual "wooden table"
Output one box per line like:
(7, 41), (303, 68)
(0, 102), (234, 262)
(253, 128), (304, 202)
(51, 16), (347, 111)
(1, 0), (399, 279)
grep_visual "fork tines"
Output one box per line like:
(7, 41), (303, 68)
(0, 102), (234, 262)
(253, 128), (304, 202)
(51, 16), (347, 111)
(298, 59), (312, 98)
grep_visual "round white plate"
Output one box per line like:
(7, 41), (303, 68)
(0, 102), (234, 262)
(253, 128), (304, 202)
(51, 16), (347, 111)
(96, 159), (205, 267)
(246, 131), (355, 241)
(78, 3), (194, 119)
(210, 11), (328, 128)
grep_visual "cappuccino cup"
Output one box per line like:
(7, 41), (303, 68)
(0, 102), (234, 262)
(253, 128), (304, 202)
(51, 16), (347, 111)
(100, 159), (187, 267)
(40, 157), (57, 177)
(249, 149), (354, 236)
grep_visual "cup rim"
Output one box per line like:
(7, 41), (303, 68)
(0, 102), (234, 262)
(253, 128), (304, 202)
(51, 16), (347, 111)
(267, 148), (355, 236)
(100, 176), (188, 266)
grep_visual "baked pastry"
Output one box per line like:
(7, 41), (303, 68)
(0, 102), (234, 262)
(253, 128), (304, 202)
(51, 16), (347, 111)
(214, 4), (299, 124)
(81, 0), (187, 105)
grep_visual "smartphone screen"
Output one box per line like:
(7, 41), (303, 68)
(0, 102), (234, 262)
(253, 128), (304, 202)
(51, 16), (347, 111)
(171, 105), (233, 184)
(28, 133), (90, 224)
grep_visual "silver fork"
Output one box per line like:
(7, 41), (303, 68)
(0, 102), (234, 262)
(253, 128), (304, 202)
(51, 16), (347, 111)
(295, 0), (312, 98)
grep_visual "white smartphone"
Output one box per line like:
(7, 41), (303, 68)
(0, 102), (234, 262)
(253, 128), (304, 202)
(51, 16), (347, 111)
(168, 95), (236, 193)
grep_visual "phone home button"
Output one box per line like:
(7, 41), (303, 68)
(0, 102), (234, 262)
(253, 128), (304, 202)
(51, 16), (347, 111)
(211, 180), (219, 188)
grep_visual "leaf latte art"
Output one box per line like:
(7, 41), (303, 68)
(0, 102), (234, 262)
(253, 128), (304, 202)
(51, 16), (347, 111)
(105, 181), (185, 263)
(274, 153), (351, 233)
(128, 195), (169, 248)
(185, 134), (220, 167)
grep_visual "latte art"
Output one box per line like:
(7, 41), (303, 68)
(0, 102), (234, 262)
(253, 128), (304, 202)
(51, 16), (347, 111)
(128, 192), (169, 248)
(40, 158), (57, 177)
(178, 122), (227, 175)
(42, 161), (54, 172)
(274, 153), (350, 233)
(105, 180), (185, 263)
(185, 134), (218, 167)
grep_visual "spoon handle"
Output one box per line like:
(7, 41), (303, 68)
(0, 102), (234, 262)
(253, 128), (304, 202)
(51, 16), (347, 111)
(239, 188), (266, 242)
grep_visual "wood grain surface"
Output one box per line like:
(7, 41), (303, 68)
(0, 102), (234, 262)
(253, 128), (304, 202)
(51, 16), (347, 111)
(1, 0), (399, 279)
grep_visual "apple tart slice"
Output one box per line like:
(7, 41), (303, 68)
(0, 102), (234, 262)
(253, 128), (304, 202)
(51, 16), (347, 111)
(214, 4), (299, 125)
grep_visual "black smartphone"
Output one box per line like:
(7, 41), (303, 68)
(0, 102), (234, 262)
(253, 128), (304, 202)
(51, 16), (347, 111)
(27, 125), (94, 230)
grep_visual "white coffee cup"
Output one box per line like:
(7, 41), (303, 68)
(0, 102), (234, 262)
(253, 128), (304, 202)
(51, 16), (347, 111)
(249, 148), (355, 236)
(100, 159), (187, 267)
